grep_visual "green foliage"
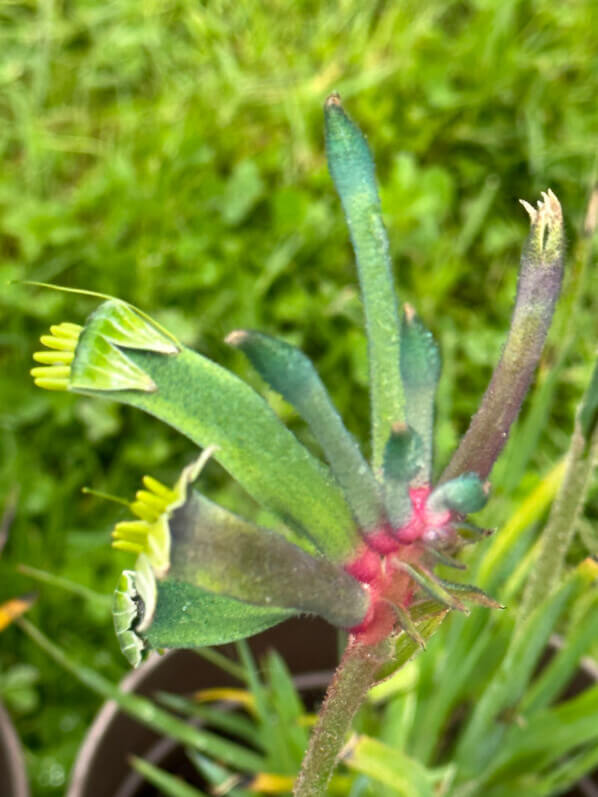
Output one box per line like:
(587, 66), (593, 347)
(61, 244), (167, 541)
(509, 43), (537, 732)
(1, 1), (598, 794)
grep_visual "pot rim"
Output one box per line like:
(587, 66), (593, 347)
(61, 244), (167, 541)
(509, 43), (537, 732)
(0, 700), (30, 797)
(67, 651), (167, 797)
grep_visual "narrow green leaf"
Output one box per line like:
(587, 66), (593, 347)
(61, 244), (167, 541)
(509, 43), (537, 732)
(425, 548), (466, 570)
(456, 570), (580, 771)
(375, 603), (448, 681)
(479, 685), (598, 792)
(436, 579), (502, 609)
(186, 752), (253, 797)
(476, 460), (565, 591)
(397, 563), (467, 612)
(130, 757), (208, 797)
(400, 306), (440, 482)
(227, 330), (384, 530)
(324, 94), (404, 470)
(342, 735), (435, 797)
(168, 490), (370, 629)
(520, 358), (598, 618)
(391, 604), (425, 648)
(578, 358), (598, 439)
(519, 592), (598, 714)
(18, 618), (265, 772)
(156, 694), (261, 748)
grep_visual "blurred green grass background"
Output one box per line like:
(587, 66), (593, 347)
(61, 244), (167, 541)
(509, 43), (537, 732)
(0, 0), (597, 793)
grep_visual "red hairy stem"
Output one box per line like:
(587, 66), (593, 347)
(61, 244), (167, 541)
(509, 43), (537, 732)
(293, 638), (392, 797)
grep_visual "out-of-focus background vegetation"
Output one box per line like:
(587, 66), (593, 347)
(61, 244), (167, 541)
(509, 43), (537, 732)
(0, 0), (597, 793)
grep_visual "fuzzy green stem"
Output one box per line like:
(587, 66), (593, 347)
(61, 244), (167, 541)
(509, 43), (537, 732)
(519, 361), (598, 619)
(293, 639), (392, 797)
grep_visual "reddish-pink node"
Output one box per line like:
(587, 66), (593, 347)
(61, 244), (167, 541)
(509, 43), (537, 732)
(365, 527), (401, 554)
(344, 545), (382, 584)
(394, 485), (452, 544)
(349, 599), (395, 645)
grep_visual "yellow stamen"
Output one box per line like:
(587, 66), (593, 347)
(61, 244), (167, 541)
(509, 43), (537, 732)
(33, 351), (74, 365)
(113, 520), (150, 538)
(135, 490), (169, 513)
(33, 378), (69, 391)
(112, 540), (144, 554)
(30, 366), (71, 380)
(50, 322), (83, 338)
(39, 334), (77, 352)
(130, 501), (160, 523)
(142, 475), (175, 500)
(112, 527), (149, 543)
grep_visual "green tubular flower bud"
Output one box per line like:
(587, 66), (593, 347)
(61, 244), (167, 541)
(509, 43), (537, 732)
(442, 190), (565, 482)
(112, 456), (370, 634)
(33, 299), (359, 562)
(428, 473), (489, 516)
(325, 93), (405, 472)
(382, 424), (425, 527)
(400, 305), (440, 484)
(226, 329), (384, 531)
(168, 488), (369, 629)
(112, 556), (294, 667)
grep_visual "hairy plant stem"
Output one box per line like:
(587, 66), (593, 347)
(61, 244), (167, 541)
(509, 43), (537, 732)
(519, 404), (598, 620)
(294, 637), (392, 797)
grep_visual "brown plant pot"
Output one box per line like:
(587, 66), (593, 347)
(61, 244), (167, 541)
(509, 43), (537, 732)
(67, 616), (339, 797)
(0, 701), (30, 797)
(67, 625), (598, 797)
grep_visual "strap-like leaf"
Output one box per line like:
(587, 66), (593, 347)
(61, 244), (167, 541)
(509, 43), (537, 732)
(325, 94), (404, 470)
(227, 330), (384, 531)
(168, 490), (370, 629)
(400, 306), (441, 483)
(579, 358), (598, 440)
(68, 302), (359, 562)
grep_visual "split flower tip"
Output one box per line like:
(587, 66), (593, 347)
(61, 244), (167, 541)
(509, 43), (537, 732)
(403, 303), (417, 323)
(519, 189), (564, 261)
(111, 448), (216, 575)
(324, 91), (343, 110)
(519, 188), (561, 225)
(31, 301), (174, 394)
(224, 329), (249, 347)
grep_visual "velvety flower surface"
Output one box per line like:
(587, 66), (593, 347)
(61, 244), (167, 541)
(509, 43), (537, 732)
(31, 96), (564, 666)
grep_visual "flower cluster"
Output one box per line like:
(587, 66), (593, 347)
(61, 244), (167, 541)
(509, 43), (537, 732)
(31, 96), (564, 666)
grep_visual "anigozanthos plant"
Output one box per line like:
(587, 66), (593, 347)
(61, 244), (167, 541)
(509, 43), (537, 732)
(31, 95), (565, 795)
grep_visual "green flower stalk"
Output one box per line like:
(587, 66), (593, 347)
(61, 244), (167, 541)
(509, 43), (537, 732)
(30, 94), (565, 796)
